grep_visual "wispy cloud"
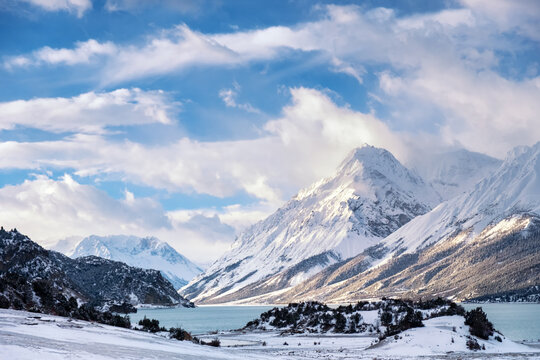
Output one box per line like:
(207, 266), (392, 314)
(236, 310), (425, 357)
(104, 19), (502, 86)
(20, 0), (92, 17)
(4, 39), (116, 69)
(104, 0), (211, 15)
(0, 174), (234, 262)
(219, 82), (261, 113)
(0, 88), (177, 133)
(0, 88), (408, 203)
(461, 0), (540, 41)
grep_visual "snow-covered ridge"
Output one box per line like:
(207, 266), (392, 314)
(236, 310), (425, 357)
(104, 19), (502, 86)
(379, 141), (540, 260)
(182, 145), (440, 303)
(414, 149), (501, 201)
(71, 235), (202, 290)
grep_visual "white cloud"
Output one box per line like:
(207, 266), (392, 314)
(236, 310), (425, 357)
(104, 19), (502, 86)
(377, 67), (540, 157)
(0, 174), (236, 263)
(3, 2), (538, 174)
(4, 39), (117, 69)
(218, 82), (260, 113)
(102, 24), (240, 84)
(8, 3), (536, 89)
(0, 88), (408, 204)
(20, 0), (92, 17)
(104, 0), (207, 14)
(330, 57), (365, 84)
(0, 88), (177, 133)
(461, 0), (540, 41)
(5, 6), (397, 84)
(0, 174), (170, 242)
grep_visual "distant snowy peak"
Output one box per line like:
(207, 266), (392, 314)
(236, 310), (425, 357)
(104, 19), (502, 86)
(415, 148), (502, 201)
(71, 235), (202, 290)
(182, 144), (440, 303)
(467, 141), (540, 214)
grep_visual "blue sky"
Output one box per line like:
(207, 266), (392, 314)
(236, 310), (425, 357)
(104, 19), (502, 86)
(0, 0), (539, 263)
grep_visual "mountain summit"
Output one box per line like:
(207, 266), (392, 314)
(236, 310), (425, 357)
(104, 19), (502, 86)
(181, 145), (440, 304)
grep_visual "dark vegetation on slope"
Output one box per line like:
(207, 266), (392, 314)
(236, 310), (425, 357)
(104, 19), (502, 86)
(244, 298), (494, 344)
(0, 272), (132, 328)
(466, 286), (540, 303)
(0, 227), (195, 331)
(0, 227), (222, 348)
(137, 316), (220, 346)
(0, 227), (192, 309)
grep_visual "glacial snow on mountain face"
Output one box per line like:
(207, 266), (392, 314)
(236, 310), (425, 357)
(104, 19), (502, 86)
(263, 142), (540, 304)
(413, 149), (502, 201)
(71, 235), (202, 289)
(182, 145), (440, 303)
(379, 141), (540, 260)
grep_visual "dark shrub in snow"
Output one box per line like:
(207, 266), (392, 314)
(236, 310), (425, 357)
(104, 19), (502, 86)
(169, 327), (193, 341)
(465, 307), (494, 340)
(138, 316), (166, 333)
(466, 337), (481, 350)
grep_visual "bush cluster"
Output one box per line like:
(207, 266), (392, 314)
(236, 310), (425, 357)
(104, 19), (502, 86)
(464, 307), (494, 340)
(245, 297), (476, 339)
(136, 317), (207, 345)
(169, 327), (193, 341)
(138, 316), (167, 332)
(466, 337), (481, 350)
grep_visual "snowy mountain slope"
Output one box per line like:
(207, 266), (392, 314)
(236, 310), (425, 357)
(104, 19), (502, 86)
(413, 149), (501, 201)
(266, 213), (540, 303)
(181, 145), (440, 303)
(264, 142), (540, 303)
(378, 141), (540, 259)
(71, 235), (202, 289)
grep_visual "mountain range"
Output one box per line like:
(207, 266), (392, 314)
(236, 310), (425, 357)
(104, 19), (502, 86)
(0, 229), (193, 311)
(181, 143), (540, 304)
(68, 235), (202, 289)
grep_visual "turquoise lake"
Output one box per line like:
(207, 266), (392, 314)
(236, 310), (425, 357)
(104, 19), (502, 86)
(462, 303), (540, 342)
(131, 303), (540, 341)
(130, 306), (274, 335)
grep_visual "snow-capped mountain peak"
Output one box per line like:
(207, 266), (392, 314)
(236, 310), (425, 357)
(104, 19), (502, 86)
(181, 144), (440, 304)
(71, 235), (202, 290)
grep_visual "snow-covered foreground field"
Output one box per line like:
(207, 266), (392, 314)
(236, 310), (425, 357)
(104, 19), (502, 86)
(1, 309), (539, 360)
